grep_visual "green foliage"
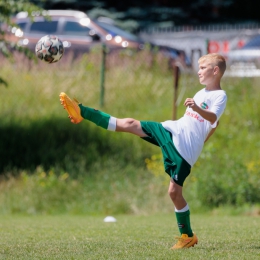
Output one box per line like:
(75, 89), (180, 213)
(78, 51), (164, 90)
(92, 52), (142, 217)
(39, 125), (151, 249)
(0, 0), (43, 25)
(0, 0), (42, 85)
(0, 76), (8, 87)
(0, 164), (170, 215)
(0, 0), (41, 49)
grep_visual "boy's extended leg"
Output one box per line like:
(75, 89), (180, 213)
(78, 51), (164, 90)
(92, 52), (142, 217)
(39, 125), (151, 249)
(59, 92), (147, 137)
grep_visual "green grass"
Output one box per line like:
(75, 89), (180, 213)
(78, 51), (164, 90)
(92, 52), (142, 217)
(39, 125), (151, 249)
(0, 213), (260, 259)
(1, 51), (260, 259)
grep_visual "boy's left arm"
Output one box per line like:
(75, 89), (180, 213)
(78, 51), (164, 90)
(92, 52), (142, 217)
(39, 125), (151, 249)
(204, 121), (219, 143)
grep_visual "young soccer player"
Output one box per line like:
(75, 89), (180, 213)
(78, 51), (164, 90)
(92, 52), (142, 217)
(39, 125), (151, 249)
(59, 53), (227, 249)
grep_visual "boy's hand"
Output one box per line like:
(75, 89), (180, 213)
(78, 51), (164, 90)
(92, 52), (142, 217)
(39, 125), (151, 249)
(184, 97), (217, 124)
(184, 98), (198, 111)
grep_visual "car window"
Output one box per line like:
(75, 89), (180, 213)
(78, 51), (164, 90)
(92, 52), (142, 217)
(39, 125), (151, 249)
(95, 21), (139, 41)
(30, 21), (58, 34)
(62, 21), (91, 36)
(17, 22), (27, 30)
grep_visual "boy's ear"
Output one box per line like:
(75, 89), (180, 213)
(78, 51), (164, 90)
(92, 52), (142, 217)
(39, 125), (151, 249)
(213, 66), (220, 75)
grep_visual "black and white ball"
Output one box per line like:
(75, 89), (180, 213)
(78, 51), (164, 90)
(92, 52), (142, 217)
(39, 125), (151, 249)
(35, 35), (64, 63)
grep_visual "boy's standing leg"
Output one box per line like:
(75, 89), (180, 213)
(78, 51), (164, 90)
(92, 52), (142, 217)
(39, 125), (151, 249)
(59, 92), (197, 249)
(168, 179), (198, 249)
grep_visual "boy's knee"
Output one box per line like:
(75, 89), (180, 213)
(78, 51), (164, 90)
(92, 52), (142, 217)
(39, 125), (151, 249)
(118, 118), (136, 129)
(168, 188), (177, 200)
(125, 118), (137, 128)
(168, 183), (182, 201)
(117, 118), (144, 137)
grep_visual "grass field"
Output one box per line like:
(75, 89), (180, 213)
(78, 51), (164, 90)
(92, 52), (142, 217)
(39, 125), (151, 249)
(1, 52), (260, 259)
(1, 213), (260, 260)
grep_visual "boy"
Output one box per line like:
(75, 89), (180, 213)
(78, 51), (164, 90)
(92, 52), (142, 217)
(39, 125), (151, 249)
(59, 53), (227, 249)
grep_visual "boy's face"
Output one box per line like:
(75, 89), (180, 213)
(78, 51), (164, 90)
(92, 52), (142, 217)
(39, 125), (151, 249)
(198, 60), (217, 85)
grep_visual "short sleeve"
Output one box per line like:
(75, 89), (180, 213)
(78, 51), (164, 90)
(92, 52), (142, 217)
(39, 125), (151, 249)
(210, 92), (227, 127)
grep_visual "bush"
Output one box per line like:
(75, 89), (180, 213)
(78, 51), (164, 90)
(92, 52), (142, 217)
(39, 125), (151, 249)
(0, 164), (171, 215)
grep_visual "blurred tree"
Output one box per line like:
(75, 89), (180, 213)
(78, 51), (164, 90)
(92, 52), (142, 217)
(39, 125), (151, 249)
(0, 0), (43, 86)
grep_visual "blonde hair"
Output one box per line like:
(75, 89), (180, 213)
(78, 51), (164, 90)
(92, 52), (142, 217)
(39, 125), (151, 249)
(198, 53), (226, 77)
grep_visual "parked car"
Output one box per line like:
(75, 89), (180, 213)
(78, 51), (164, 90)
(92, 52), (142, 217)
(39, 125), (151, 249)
(6, 10), (190, 67)
(7, 10), (121, 55)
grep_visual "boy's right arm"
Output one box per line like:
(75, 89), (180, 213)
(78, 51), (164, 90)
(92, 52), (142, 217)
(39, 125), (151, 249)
(184, 98), (217, 124)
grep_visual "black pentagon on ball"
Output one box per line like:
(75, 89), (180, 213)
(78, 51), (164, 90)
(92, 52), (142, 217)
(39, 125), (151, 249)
(37, 52), (44, 60)
(44, 54), (54, 63)
(49, 46), (58, 55)
(59, 44), (64, 55)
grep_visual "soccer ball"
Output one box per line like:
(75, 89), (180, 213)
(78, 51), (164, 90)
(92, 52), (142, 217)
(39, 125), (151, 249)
(35, 35), (64, 63)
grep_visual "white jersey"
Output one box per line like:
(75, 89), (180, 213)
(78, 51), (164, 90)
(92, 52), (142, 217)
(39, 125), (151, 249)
(162, 88), (227, 166)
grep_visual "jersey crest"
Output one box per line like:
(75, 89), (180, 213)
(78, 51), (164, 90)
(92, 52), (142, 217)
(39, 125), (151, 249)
(200, 102), (209, 109)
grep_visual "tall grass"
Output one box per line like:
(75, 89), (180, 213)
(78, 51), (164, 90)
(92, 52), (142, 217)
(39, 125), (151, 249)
(0, 50), (260, 215)
(0, 164), (172, 215)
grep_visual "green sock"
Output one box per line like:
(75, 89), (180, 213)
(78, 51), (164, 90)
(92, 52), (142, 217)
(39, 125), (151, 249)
(79, 104), (110, 129)
(175, 210), (193, 237)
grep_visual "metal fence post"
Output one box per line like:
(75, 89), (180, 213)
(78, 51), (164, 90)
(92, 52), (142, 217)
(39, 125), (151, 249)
(206, 38), (210, 53)
(100, 43), (106, 107)
(173, 65), (180, 120)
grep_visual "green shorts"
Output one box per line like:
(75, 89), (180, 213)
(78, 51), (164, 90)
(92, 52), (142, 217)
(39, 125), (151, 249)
(140, 121), (191, 186)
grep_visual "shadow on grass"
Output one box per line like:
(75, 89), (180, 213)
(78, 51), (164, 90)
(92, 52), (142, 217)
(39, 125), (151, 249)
(0, 118), (147, 175)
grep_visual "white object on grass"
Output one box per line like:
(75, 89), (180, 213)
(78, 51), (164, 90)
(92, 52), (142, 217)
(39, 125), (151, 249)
(103, 216), (117, 222)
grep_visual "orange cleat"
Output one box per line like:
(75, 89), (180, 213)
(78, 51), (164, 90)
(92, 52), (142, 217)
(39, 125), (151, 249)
(59, 92), (83, 124)
(171, 233), (198, 250)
